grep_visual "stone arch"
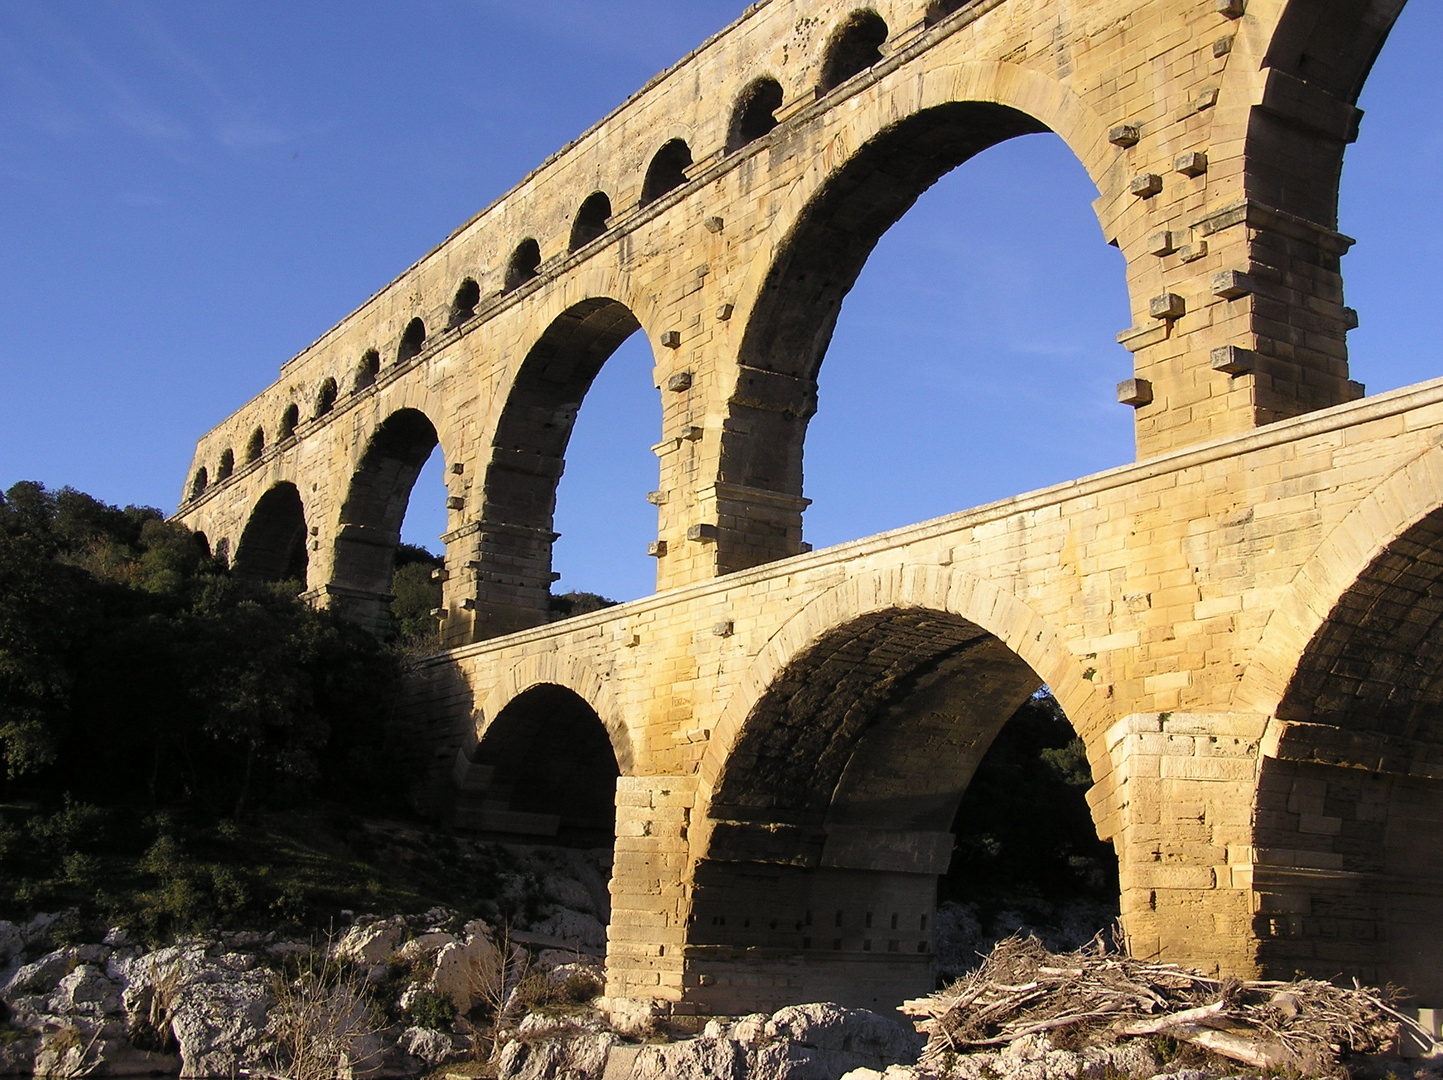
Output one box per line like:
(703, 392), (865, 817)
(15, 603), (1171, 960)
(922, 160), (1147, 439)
(924, 0), (967, 25)
(314, 377), (339, 419)
(330, 407), (443, 635)
(475, 651), (634, 777)
(570, 192), (613, 252)
(817, 9), (888, 95)
(468, 296), (646, 639)
(354, 348), (381, 392)
(727, 76), (783, 153)
(279, 403), (299, 441)
(1238, 442), (1443, 715)
(688, 567), (1107, 1014)
(397, 317), (427, 365)
(699, 566), (1103, 825)
(233, 481), (309, 585)
(1230, 440), (1443, 1000)
(189, 467), (208, 500)
(640, 138), (692, 207)
(244, 427), (265, 464)
(504, 239), (542, 293)
(718, 67), (1107, 572)
(449, 278), (481, 327)
(216, 448), (234, 482)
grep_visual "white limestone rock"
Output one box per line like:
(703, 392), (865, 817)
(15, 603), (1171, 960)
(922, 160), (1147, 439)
(761, 1002), (924, 1077)
(334, 917), (406, 966)
(530, 908), (606, 950)
(398, 1025), (455, 1066)
(496, 1027), (617, 1080)
(46, 963), (121, 1017)
(396, 932), (456, 963)
(630, 1036), (748, 1080)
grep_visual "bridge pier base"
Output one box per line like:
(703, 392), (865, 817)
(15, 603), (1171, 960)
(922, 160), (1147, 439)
(1097, 713), (1268, 979)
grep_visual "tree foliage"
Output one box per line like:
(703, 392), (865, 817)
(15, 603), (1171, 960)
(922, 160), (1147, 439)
(0, 481), (403, 816)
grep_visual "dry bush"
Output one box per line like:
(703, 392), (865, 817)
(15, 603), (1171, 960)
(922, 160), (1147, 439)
(268, 948), (380, 1080)
(465, 925), (535, 1060)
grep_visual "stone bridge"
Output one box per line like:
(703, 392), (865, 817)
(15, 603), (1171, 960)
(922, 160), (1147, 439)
(171, 0), (1438, 1017)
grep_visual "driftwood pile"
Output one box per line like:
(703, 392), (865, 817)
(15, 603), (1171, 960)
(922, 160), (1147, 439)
(902, 936), (1436, 1077)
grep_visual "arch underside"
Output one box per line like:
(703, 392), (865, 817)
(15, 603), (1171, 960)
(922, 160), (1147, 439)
(1258, 505), (1443, 1000)
(451, 684), (621, 846)
(718, 101), (1049, 574)
(692, 608), (1063, 1013)
(469, 297), (643, 640)
(331, 409), (440, 636)
(232, 483), (308, 584)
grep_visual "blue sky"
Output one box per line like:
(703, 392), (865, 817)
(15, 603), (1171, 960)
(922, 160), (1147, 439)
(1, 2), (1439, 603)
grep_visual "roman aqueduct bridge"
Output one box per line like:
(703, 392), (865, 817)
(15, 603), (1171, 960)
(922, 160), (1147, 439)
(173, 0), (1439, 1018)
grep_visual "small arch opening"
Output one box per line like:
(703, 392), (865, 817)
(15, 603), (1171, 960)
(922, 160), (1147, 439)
(449, 278), (481, 328)
(466, 685), (622, 846)
(216, 448), (235, 482)
(314, 377), (339, 419)
(727, 77), (784, 153)
(818, 10), (888, 94)
(569, 192), (613, 252)
(924, 0), (966, 25)
(279, 403), (300, 441)
(504, 240), (542, 293)
(397, 318), (427, 365)
(189, 467), (208, 500)
(244, 427), (265, 464)
(354, 348), (381, 392)
(233, 481), (309, 588)
(640, 139), (693, 207)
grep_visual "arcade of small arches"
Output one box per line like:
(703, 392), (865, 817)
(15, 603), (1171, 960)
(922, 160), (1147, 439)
(182, 1), (1026, 505)
(173, 0), (1436, 1020)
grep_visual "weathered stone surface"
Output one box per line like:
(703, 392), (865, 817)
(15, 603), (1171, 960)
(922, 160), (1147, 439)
(335, 917), (406, 967)
(496, 1027), (617, 1080)
(172, 0), (1441, 1022)
(397, 1026), (453, 1066)
(630, 1036), (747, 1080)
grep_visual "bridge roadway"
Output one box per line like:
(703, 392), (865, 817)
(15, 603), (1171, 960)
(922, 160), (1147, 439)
(168, 0), (1431, 1018)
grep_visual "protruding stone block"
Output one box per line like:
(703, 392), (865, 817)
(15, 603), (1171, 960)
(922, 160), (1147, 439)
(647, 540), (668, 558)
(1211, 345), (1256, 375)
(1150, 293), (1186, 320)
(686, 524), (719, 542)
(1343, 307), (1359, 330)
(716, 303), (735, 321)
(1174, 151), (1208, 177)
(446, 496), (465, 510)
(667, 372), (694, 392)
(681, 425), (704, 441)
(1130, 173), (1163, 198)
(1211, 270), (1254, 299)
(1215, 0), (1244, 17)
(1147, 231), (1181, 256)
(1117, 378), (1154, 407)
(1109, 124), (1140, 147)
(660, 331), (682, 349)
(646, 490), (668, 505)
(703, 216), (724, 233)
(1213, 35), (1233, 56)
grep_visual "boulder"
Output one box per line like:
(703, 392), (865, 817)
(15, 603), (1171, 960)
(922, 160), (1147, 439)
(496, 1027), (616, 1080)
(169, 966), (273, 1078)
(631, 1036), (748, 1080)
(398, 1025), (454, 1066)
(396, 932), (456, 963)
(766, 1003), (923, 1066)
(47, 964), (121, 1017)
(3, 950), (76, 999)
(531, 909), (606, 950)
(541, 875), (595, 914)
(335, 917), (406, 967)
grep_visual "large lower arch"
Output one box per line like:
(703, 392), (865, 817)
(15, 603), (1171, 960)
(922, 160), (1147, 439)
(717, 82), (1101, 573)
(1243, 453), (1443, 1002)
(330, 408), (442, 636)
(468, 297), (646, 640)
(682, 569), (1108, 1014)
(232, 482), (309, 585)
